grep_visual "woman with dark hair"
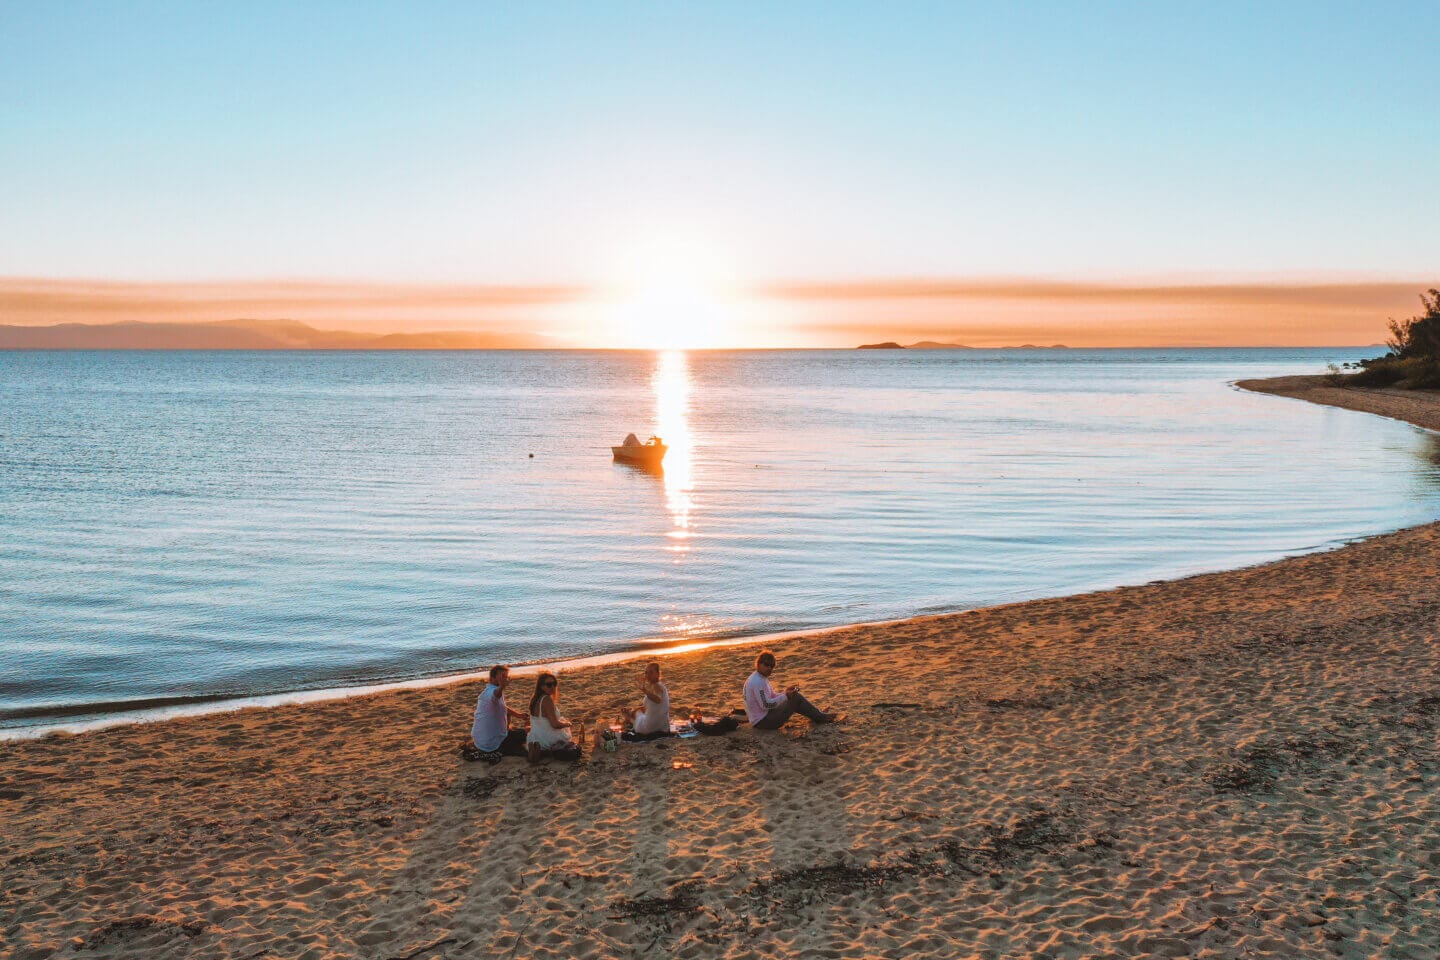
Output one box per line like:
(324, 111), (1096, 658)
(526, 672), (581, 762)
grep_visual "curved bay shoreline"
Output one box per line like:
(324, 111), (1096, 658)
(5, 376), (1440, 959)
(1235, 374), (1440, 433)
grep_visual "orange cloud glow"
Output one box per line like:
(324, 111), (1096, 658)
(1, 276), (1430, 348)
(0, 277), (586, 336)
(766, 278), (1430, 347)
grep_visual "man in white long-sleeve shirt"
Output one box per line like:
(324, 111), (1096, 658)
(471, 664), (529, 756)
(743, 650), (840, 729)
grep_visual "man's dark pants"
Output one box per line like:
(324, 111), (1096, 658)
(494, 729), (528, 756)
(754, 691), (829, 730)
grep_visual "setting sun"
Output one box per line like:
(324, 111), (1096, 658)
(601, 241), (739, 349)
(610, 277), (729, 349)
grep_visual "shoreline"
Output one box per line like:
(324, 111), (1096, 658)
(1, 355), (1396, 742)
(6, 370), (1424, 740)
(3, 529), (1405, 742)
(8, 376), (1440, 958)
(1235, 373), (1440, 433)
(0, 619), (918, 743)
(2, 525), (1397, 743)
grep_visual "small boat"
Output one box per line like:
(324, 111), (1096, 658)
(612, 433), (667, 466)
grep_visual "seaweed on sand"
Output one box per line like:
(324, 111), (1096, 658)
(462, 776), (501, 800)
(79, 915), (207, 950)
(981, 812), (1076, 864)
(611, 880), (702, 920)
(746, 855), (912, 910)
(1203, 736), (1350, 793)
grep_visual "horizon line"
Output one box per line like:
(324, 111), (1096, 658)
(2, 274), (1429, 349)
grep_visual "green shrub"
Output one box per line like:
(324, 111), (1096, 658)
(1349, 356), (1438, 388)
(1343, 289), (1440, 389)
(1388, 288), (1440, 360)
(1348, 359), (1407, 387)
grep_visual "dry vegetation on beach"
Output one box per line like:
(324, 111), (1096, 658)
(5, 382), (1440, 960)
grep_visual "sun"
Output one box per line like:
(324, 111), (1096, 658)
(604, 244), (737, 349)
(612, 275), (726, 350)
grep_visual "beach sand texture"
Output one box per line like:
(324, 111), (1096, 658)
(5, 380), (1440, 960)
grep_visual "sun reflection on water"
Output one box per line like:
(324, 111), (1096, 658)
(653, 350), (694, 551)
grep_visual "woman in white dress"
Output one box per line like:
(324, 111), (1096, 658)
(625, 662), (670, 736)
(526, 672), (580, 762)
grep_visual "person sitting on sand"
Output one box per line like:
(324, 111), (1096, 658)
(527, 672), (582, 762)
(743, 650), (842, 729)
(622, 661), (671, 736)
(471, 664), (529, 757)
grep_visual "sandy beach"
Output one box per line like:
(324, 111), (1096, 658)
(1235, 375), (1440, 433)
(5, 380), (1440, 960)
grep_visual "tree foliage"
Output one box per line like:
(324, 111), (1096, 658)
(1349, 289), (1440, 389)
(1386, 288), (1440, 359)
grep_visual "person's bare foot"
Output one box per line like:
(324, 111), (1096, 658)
(526, 742), (542, 764)
(820, 712), (847, 724)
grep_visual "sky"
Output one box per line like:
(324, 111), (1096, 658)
(2, 1), (1437, 346)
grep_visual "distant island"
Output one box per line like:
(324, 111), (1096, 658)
(0, 319), (551, 350)
(858, 340), (1070, 350)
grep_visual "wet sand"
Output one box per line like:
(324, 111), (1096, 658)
(5, 379), (1440, 960)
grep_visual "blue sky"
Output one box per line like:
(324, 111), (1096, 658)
(2, 1), (1437, 288)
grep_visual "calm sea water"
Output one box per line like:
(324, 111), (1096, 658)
(2, 348), (1437, 731)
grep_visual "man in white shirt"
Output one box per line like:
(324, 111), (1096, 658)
(743, 650), (840, 730)
(471, 664), (529, 756)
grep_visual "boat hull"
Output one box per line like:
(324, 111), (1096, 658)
(612, 444), (667, 465)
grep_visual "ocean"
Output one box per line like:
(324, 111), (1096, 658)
(2, 347), (1436, 732)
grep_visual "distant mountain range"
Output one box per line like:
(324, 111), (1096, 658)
(0, 319), (551, 350)
(858, 340), (1069, 350)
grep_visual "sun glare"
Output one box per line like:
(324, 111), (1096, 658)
(653, 349), (693, 548)
(604, 244), (737, 349)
